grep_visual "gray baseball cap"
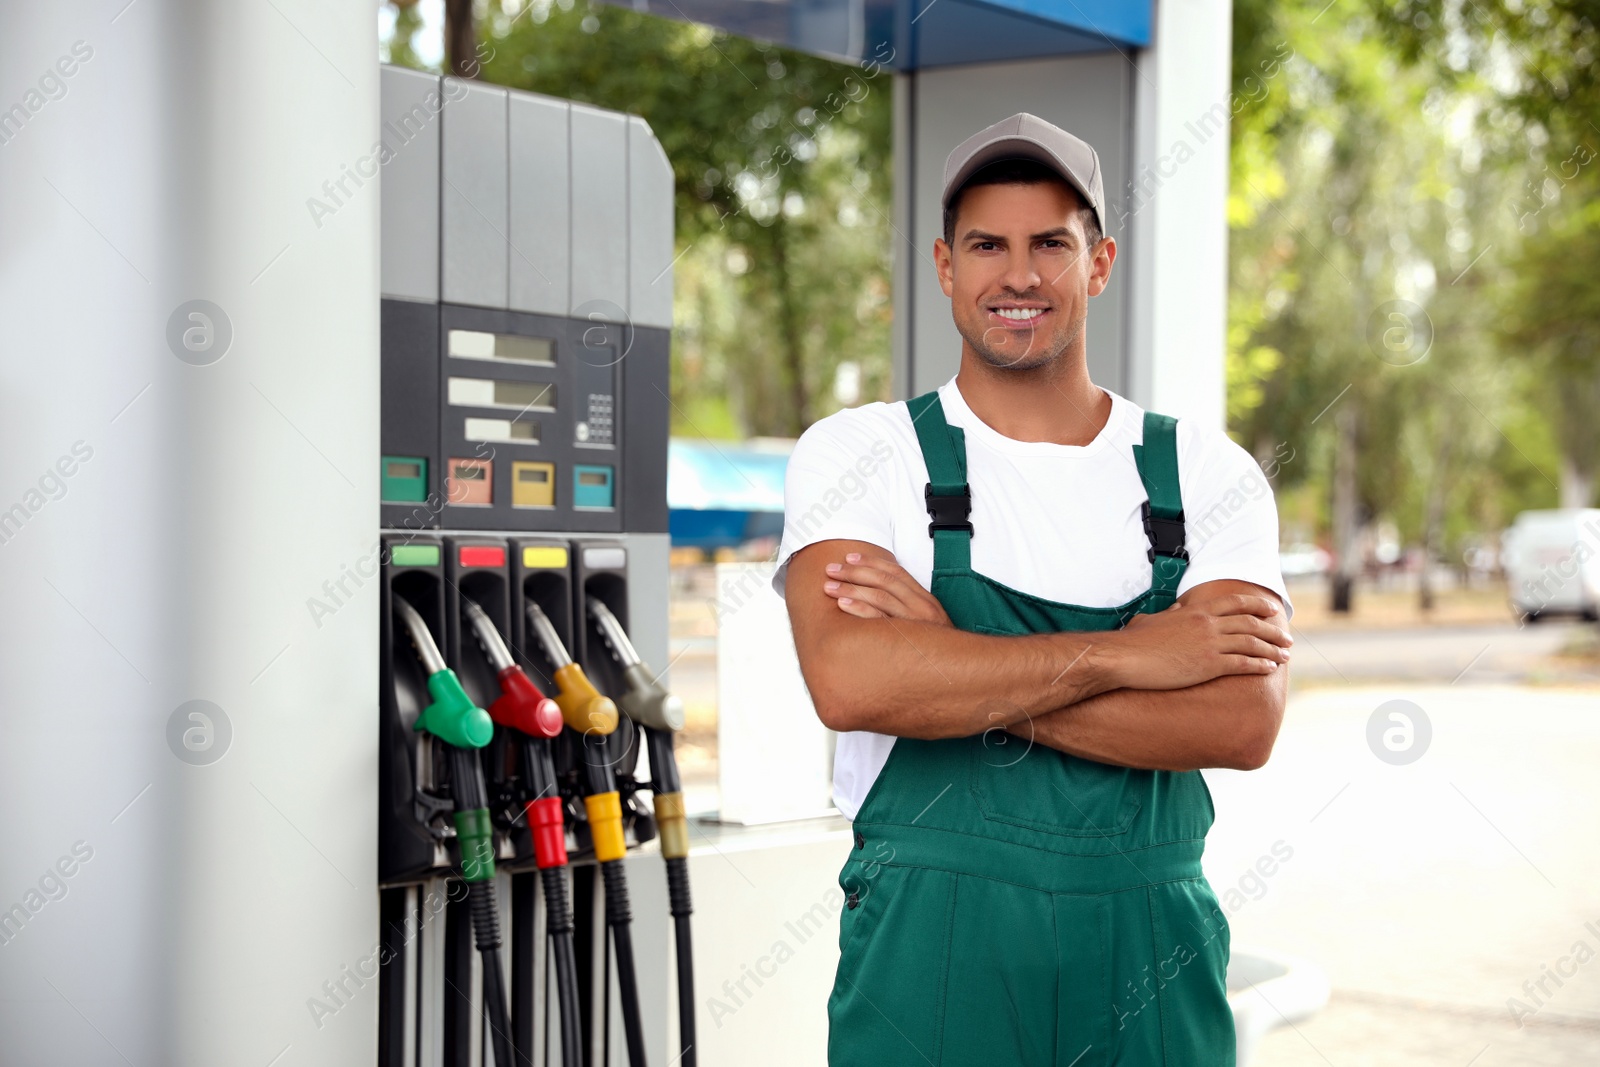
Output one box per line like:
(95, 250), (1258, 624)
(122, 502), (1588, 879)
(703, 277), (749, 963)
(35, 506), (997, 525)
(942, 113), (1105, 236)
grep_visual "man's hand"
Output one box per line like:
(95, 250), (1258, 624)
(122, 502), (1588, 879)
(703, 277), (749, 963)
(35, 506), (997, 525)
(822, 552), (952, 626)
(1103, 592), (1290, 690)
(1013, 581), (1292, 770)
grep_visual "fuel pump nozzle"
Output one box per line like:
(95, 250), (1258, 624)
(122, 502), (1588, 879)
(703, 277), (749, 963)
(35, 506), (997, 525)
(525, 600), (648, 1067)
(585, 596), (697, 1067)
(586, 597), (686, 733)
(462, 596), (585, 1067)
(392, 597), (516, 1067)
(395, 598), (493, 750)
(584, 597), (689, 859)
(525, 601), (620, 737)
(464, 598), (564, 742)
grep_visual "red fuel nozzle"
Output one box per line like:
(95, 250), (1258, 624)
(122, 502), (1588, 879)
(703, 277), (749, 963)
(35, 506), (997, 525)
(489, 665), (564, 739)
(462, 596), (564, 739)
(527, 795), (569, 868)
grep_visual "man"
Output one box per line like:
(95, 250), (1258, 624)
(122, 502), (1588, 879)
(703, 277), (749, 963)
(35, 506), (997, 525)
(771, 114), (1295, 1066)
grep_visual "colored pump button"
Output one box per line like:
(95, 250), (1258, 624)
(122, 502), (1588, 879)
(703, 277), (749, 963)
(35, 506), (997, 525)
(448, 458), (493, 505)
(391, 544), (440, 568)
(512, 461), (556, 508)
(459, 544), (506, 568)
(382, 456), (428, 502)
(573, 465), (614, 509)
(523, 545), (568, 570)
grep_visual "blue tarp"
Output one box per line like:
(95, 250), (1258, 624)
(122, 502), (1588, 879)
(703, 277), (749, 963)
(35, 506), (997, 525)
(668, 438), (793, 549)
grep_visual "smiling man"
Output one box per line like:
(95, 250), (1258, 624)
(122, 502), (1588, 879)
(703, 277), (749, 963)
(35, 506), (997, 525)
(772, 114), (1296, 1066)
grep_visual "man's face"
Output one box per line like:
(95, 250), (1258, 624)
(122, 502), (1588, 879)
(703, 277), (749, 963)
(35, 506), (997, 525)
(934, 180), (1116, 372)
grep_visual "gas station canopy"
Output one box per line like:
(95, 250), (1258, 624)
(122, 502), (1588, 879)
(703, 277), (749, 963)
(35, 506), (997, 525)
(611, 0), (1151, 69)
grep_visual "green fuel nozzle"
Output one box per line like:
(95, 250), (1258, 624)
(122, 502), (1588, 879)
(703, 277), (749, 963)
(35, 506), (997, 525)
(393, 598), (494, 750)
(392, 596), (514, 1065)
(586, 596), (686, 733)
(392, 597), (497, 876)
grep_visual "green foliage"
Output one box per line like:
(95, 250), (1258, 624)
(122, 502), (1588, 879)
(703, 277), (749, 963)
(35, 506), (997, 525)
(382, 0), (433, 72)
(1501, 202), (1600, 504)
(1226, 0), (1598, 566)
(467, 1), (893, 437)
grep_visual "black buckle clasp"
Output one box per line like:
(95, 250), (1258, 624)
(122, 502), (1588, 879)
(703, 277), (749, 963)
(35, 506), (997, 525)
(925, 483), (973, 537)
(1141, 499), (1188, 563)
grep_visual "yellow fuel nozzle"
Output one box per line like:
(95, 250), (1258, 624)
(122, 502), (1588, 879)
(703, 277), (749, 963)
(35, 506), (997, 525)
(583, 790), (628, 862)
(552, 662), (620, 737)
(525, 602), (619, 736)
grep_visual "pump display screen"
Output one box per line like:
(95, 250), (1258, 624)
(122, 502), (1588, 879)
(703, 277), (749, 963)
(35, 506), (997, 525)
(416, 298), (659, 530)
(449, 377), (556, 411)
(464, 416), (540, 443)
(448, 329), (554, 365)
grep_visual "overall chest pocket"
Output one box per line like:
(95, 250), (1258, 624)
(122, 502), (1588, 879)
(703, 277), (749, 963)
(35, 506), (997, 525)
(970, 737), (1143, 839)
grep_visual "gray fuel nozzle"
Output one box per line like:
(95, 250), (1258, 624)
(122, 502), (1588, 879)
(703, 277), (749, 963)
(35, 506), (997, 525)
(587, 596), (686, 733)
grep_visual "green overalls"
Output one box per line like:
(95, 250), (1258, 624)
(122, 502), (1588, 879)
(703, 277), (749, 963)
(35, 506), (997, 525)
(827, 391), (1235, 1067)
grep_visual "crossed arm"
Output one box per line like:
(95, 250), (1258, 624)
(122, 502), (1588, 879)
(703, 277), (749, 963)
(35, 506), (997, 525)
(784, 539), (1292, 772)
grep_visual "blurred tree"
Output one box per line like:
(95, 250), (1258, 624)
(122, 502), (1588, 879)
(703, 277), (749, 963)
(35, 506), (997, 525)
(1375, 0), (1600, 510)
(444, 0), (473, 75)
(445, 0), (477, 77)
(466, 0), (893, 438)
(1226, 0), (1527, 611)
(382, 0), (429, 71)
(1503, 204), (1600, 506)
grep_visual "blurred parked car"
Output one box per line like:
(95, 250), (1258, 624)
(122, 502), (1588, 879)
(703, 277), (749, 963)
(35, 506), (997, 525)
(1279, 542), (1332, 578)
(1501, 508), (1600, 621)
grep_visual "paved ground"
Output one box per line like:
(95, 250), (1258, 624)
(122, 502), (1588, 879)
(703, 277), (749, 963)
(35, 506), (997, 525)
(1250, 991), (1600, 1067)
(1204, 684), (1600, 1066)
(1286, 619), (1600, 686)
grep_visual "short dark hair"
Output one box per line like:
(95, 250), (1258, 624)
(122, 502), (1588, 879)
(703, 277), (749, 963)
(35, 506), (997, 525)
(942, 157), (1102, 249)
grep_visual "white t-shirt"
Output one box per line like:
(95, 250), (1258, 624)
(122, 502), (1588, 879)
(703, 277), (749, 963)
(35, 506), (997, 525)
(771, 375), (1293, 820)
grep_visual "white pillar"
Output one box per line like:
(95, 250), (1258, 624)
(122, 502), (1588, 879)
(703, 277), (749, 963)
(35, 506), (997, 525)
(0, 5), (378, 1065)
(1126, 0), (1235, 429)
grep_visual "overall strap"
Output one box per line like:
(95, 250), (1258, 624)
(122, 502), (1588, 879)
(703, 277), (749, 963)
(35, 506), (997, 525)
(1131, 411), (1189, 604)
(905, 391), (972, 571)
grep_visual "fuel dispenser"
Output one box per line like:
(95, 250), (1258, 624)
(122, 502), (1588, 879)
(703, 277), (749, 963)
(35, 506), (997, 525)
(377, 64), (682, 1067)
